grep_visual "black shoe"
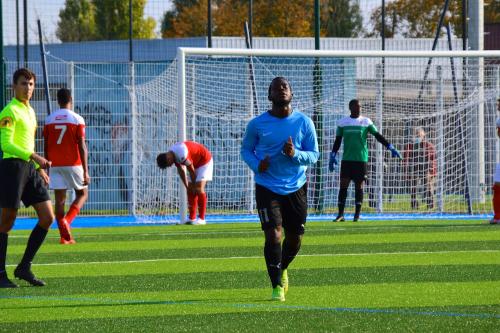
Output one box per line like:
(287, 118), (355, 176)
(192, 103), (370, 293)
(353, 216), (360, 222)
(14, 266), (46, 286)
(334, 215), (345, 222)
(0, 275), (19, 288)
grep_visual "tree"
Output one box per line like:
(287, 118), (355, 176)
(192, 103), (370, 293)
(367, 0), (463, 38)
(93, 0), (156, 40)
(56, 0), (97, 42)
(485, 0), (500, 24)
(321, 0), (363, 37)
(161, 0), (314, 38)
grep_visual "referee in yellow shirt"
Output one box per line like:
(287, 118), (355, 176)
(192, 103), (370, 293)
(0, 68), (54, 288)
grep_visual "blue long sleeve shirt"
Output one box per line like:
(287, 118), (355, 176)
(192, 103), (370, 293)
(241, 109), (319, 195)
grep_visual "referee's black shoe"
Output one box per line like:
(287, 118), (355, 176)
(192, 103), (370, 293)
(14, 265), (46, 286)
(333, 215), (345, 222)
(0, 273), (18, 288)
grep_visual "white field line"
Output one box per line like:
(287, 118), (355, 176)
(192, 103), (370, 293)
(6, 249), (499, 267)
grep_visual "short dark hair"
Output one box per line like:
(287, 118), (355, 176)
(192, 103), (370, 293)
(156, 153), (169, 169)
(349, 99), (359, 111)
(57, 88), (72, 106)
(268, 77), (291, 97)
(13, 68), (36, 84)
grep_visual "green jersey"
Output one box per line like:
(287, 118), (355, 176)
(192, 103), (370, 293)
(336, 115), (378, 162)
(0, 98), (37, 161)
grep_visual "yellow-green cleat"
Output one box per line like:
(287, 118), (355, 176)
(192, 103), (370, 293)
(271, 285), (285, 301)
(281, 269), (289, 294)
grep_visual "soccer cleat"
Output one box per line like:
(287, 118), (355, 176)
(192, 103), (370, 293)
(14, 266), (46, 286)
(195, 218), (207, 225)
(271, 285), (285, 301)
(489, 218), (500, 224)
(0, 274), (18, 288)
(185, 219), (197, 225)
(333, 215), (345, 222)
(281, 269), (289, 294)
(353, 216), (360, 222)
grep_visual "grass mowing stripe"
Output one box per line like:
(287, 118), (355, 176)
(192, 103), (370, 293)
(7, 231), (500, 254)
(5, 240), (499, 265)
(4, 249), (499, 274)
(1, 294), (498, 320)
(2, 265), (498, 295)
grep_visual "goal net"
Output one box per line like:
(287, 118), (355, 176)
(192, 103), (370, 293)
(132, 49), (500, 223)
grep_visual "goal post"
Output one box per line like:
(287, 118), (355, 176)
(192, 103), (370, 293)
(134, 48), (500, 223)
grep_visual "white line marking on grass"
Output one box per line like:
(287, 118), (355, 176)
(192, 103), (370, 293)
(5, 250), (499, 267)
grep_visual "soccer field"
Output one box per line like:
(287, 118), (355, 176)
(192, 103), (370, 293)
(1, 220), (499, 332)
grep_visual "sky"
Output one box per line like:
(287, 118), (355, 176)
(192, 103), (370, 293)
(2, 0), (174, 45)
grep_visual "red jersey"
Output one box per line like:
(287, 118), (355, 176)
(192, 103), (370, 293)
(43, 108), (86, 167)
(171, 141), (211, 169)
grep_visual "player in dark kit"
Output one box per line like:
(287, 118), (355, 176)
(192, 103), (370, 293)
(0, 68), (54, 288)
(329, 99), (402, 222)
(241, 77), (319, 301)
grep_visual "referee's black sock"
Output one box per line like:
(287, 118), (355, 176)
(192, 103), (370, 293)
(0, 232), (8, 275)
(338, 188), (348, 216)
(19, 224), (48, 269)
(354, 188), (363, 218)
(264, 241), (282, 288)
(281, 237), (302, 270)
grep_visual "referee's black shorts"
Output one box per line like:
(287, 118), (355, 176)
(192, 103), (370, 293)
(340, 160), (368, 183)
(0, 158), (50, 209)
(255, 183), (308, 235)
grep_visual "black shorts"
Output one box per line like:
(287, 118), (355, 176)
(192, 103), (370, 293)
(0, 158), (50, 209)
(255, 183), (308, 235)
(340, 161), (368, 182)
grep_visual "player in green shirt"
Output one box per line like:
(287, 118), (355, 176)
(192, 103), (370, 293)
(329, 99), (401, 222)
(0, 68), (54, 288)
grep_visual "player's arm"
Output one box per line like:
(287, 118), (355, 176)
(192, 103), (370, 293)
(77, 136), (90, 185)
(175, 164), (189, 190)
(241, 120), (263, 173)
(289, 118), (319, 165)
(370, 126), (402, 159)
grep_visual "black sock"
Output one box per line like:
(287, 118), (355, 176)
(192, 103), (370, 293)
(264, 241), (282, 288)
(354, 188), (363, 217)
(0, 232), (8, 275)
(338, 188), (348, 216)
(19, 224), (48, 268)
(281, 237), (302, 270)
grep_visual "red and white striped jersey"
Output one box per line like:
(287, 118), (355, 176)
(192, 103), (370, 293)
(43, 108), (86, 167)
(171, 141), (211, 169)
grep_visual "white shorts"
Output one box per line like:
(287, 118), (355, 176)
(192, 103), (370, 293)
(49, 166), (87, 190)
(494, 163), (500, 183)
(192, 158), (213, 182)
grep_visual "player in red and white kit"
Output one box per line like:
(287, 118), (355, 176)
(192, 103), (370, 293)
(43, 88), (90, 243)
(156, 141), (213, 225)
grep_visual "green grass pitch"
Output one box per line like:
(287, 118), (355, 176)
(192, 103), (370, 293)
(1, 220), (499, 332)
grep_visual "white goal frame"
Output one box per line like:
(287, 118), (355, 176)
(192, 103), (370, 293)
(176, 48), (500, 223)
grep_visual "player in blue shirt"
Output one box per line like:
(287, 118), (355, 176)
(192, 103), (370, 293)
(241, 77), (319, 301)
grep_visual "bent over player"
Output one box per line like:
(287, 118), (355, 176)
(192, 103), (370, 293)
(0, 68), (54, 288)
(241, 77), (319, 301)
(157, 141), (213, 225)
(44, 88), (90, 244)
(329, 99), (401, 222)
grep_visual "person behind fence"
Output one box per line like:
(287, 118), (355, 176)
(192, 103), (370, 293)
(43, 88), (90, 244)
(329, 99), (402, 222)
(491, 98), (500, 225)
(0, 68), (54, 288)
(241, 77), (319, 302)
(156, 141), (213, 225)
(403, 127), (437, 210)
